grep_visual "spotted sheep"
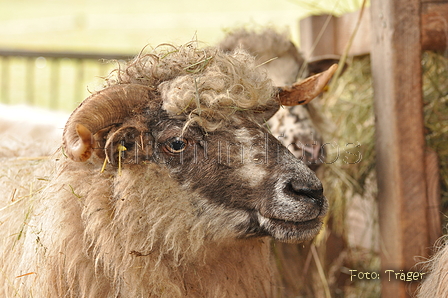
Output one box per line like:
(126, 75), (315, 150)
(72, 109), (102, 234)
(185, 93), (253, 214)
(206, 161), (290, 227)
(219, 28), (340, 170)
(0, 43), (336, 297)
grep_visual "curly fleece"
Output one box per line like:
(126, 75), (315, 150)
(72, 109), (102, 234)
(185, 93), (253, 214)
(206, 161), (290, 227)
(106, 43), (275, 130)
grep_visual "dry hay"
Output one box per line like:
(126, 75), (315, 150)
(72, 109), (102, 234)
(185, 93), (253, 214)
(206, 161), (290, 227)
(422, 51), (448, 218)
(319, 54), (376, 236)
(316, 54), (378, 297)
(321, 51), (448, 232)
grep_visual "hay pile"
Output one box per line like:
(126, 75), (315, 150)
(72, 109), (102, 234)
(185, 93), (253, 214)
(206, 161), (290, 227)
(320, 55), (376, 236)
(321, 51), (448, 233)
(422, 52), (448, 217)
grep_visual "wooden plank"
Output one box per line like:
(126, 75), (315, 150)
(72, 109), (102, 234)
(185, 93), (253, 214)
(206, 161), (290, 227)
(370, 0), (429, 297)
(299, 12), (371, 59)
(299, 14), (336, 59)
(425, 148), (442, 247)
(421, 2), (448, 51)
(0, 49), (133, 60)
(334, 8), (371, 56)
(300, 2), (448, 59)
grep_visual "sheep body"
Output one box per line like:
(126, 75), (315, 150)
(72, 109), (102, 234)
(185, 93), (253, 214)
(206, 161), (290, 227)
(0, 104), (67, 158)
(1, 44), (328, 297)
(417, 238), (448, 297)
(1, 159), (272, 297)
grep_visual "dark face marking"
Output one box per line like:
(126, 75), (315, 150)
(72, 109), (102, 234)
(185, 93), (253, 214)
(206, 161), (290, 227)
(100, 113), (327, 243)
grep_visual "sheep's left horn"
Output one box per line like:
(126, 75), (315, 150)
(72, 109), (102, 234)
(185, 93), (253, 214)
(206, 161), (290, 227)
(277, 64), (338, 106)
(63, 84), (154, 162)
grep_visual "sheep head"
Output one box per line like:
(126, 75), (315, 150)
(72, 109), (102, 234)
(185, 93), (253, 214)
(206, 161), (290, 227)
(62, 46), (333, 243)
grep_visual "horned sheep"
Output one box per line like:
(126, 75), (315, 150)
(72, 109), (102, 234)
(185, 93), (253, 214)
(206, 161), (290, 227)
(0, 43), (336, 297)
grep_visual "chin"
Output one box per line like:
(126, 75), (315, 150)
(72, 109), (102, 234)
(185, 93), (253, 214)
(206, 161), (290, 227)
(257, 213), (325, 243)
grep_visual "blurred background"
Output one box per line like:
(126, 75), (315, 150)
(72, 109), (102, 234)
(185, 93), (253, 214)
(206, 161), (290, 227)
(0, 0), (363, 111)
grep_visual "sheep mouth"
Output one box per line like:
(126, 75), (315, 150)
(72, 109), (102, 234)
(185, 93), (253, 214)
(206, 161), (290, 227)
(258, 213), (322, 230)
(256, 212), (324, 242)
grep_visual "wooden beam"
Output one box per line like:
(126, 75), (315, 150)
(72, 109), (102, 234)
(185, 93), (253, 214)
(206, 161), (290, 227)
(299, 14), (336, 59)
(300, 2), (448, 59)
(334, 8), (371, 56)
(299, 11), (371, 59)
(370, 0), (430, 297)
(421, 2), (448, 50)
(425, 148), (442, 247)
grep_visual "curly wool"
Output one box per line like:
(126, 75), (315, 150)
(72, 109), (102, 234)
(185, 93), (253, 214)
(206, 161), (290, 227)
(218, 27), (305, 73)
(417, 237), (448, 297)
(106, 44), (275, 131)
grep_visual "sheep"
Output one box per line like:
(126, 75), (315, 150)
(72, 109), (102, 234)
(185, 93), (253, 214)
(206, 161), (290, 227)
(0, 43), (336, 298)
(218, 28), (339, 170)
(0, 104), (68, 158)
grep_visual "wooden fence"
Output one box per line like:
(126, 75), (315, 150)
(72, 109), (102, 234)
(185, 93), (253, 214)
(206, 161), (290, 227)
(0, 50), (132, 111)
(300, 1), (448, 297)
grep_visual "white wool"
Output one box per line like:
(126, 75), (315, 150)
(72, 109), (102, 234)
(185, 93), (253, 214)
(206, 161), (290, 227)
(0, 104), (68, 157)
(0, 44), (280, 298)
(0, 157), (275, 297)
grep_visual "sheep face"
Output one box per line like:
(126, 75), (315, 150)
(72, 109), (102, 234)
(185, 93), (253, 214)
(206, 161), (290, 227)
(101, 111), (327, 243)
(62, 46), (331, 243)
(63, 104), (327, 244)
(169, 120), (327, 243)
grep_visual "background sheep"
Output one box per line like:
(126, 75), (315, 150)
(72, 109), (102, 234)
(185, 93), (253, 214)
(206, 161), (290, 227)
(0, 104), (68, 158)
(0, 43), (335, 297)
(218, 27), (338, 170)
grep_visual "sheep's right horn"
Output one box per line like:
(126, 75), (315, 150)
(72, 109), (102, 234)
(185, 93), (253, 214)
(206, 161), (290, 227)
(63, 84), (154, 162)
(277, 64), (338, 106)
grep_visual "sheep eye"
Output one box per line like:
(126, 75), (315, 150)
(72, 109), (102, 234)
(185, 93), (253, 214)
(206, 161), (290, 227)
(163, 137), (187, 154)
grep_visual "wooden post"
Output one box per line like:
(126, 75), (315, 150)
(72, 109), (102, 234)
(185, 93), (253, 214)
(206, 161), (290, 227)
(370, 0), (430, 297)
(421, 1), (448, 50)
(299, 14), (336, 59)
(425, 148), (442, 247)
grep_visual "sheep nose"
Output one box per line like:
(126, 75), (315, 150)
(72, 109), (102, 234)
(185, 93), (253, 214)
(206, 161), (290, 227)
(286, 180), (325, 208)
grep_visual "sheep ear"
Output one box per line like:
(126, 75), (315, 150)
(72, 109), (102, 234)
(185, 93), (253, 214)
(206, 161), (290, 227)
(277, 64), (338, 106)
(68, 124), (94, 162)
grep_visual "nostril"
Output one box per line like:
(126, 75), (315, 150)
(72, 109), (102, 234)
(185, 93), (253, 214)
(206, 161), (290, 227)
(285, 181), (325, 207)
